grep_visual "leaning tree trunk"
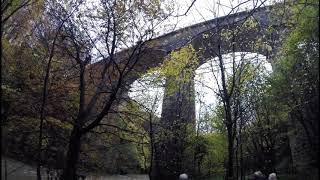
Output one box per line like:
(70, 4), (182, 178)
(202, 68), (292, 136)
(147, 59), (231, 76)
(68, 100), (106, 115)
(61, 127), (82, 180)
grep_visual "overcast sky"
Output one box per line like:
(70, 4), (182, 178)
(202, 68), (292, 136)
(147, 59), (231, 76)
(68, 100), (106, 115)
(156, 0), (272, 35)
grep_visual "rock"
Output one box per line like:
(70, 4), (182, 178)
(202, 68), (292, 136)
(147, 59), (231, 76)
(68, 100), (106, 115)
(268, 173), (277, 180)
(179, 173), (188, 179)
(247, 171), (266, 180)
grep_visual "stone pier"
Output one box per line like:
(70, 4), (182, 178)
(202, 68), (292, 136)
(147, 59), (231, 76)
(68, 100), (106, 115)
(152, 74), (196, 180)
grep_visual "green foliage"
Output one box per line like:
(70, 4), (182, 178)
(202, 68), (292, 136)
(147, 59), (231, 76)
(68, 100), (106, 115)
(271, 0), (319, 110)
(203, 133), (227, 173)
(238, 0), (319, 174)
(80, 100), (152, 174)
(150, 44), (199, 95)
(2, 115), (71, 167)
(206, 105), (226, 134)
(2, 38), (44, 89)
(187, 133), (227, 177)
(82, 140), (145, 174)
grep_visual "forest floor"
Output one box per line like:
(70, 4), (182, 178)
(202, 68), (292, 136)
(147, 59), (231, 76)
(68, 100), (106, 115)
(1, 157), (149, 180)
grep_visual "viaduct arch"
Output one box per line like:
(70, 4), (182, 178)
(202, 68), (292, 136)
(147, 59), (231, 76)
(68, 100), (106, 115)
(89, 5), (283, 93)
(87, 5), (296, 180)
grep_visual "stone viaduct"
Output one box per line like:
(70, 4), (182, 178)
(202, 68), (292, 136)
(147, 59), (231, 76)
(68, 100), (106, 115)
(87, 4), (316, 180)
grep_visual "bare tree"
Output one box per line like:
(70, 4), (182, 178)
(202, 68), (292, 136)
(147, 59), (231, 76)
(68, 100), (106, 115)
(189, 1), (272, 179)
(34, 2), (83, 179)
(42, 0), (176, 179)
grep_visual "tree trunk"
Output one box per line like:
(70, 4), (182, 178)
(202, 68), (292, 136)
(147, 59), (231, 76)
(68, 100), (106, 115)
(224, 100), (234, 180)
(239, 111), (244, 180)
(61, 127), (82, 180)
(240, 141), (244, 180)
(4, 157), (8, 180)
(235, 137), (239, 180)
(148, 114), (154, 180)
(226, 125), (234, 180)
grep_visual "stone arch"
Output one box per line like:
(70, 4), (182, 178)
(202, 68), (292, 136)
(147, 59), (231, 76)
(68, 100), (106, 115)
(87, 5), (285, 180)
(122, 5), (282, 90)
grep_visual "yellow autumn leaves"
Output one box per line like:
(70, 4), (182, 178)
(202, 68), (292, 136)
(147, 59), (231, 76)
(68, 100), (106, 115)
(148, 44), (199, 95)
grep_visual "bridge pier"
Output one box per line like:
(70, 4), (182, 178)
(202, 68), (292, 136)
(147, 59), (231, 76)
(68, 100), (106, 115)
(152, 73), (196, 180)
